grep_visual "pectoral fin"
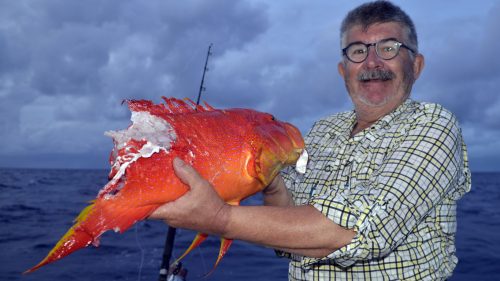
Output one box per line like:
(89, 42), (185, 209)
(245, 147), (268, 185)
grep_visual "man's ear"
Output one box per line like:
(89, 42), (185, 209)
(412, 53), (425, 80)
(338, 61), (346, 79)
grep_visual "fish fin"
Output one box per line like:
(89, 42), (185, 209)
(183, 98), (214, 112)
(24, 202), (98, 274)
(127, 97), (215, 116)
(228, 201), (240, 206)
(75, 200), (95, 223)
(216, 237), (233, 267)
(246, 147), (268, 185)
(163, 97), (193, 113)
(161, 97), (215, 113)
(203, 101), (215, 111)
(25, 200), (156, 274)
(245, 148), (258, 179)
(202, 201), (239, 275)
(126, 99), (159, 113)
(23, 224), (95, 274)
(174, 232), (208, 265)
(204, 237), (233, 277)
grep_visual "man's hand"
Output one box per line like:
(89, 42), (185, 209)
(262, 175), (294, 207)
(148, 158), (230, 236)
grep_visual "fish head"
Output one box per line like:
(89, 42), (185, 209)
(239, 110), (305, 186)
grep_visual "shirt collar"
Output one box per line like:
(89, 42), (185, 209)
(348, 98), (417, 138)
(378, 98), (416, 128)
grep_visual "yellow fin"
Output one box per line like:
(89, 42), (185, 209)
(174, 232), (208, 265)
(203, 200), (240, 276)
(203, 237), (233, 276)
(74, 200), (96, 223)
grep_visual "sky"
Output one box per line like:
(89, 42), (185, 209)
(1, 0), (499, 171)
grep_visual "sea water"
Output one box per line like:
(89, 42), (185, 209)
(0, 169), (498, 280)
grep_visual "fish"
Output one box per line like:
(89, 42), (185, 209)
(25, 97), (305, 274)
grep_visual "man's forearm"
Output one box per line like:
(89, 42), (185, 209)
(220, 204), (355, 258)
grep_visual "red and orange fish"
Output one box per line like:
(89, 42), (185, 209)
(25, 97), (305, 274)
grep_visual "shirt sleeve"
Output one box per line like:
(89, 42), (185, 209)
(302, 108), (470, 268)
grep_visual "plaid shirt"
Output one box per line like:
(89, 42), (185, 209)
(281, 99), (471, 280)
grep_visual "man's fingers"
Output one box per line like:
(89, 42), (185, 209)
(148, 158), (202, 221)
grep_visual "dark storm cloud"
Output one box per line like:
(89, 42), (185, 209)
(0, 0), (269, 167)
(0, 0), (499, 171)
(410, 1), (500, 171)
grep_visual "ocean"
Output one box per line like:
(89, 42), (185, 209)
(0, 168), (498, 280)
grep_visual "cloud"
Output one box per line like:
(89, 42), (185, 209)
(0, 0), (270, 167)
(413, 1), (500, 134)
(0, 0), (499, 171)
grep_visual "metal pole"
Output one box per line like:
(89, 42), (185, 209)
(158, 226), (177, 281)
(158, 43), (213, 281)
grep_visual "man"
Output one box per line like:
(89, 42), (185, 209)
(150, 1), (471, 280)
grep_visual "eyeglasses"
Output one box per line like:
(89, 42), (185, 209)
(342, 38), (416, 63)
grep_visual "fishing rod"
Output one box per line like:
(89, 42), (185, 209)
(196, 43), (213, 106)
(158, 43), (213, 281)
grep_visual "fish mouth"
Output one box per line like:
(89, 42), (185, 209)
(275, 123), (305, 167)
(295, 149), (308, 174)
(283, 123), (305, 150)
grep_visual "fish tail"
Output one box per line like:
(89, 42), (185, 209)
(24, 202), (98, 274)
(25, 200), (157, 274)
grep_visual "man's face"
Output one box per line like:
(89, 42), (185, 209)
(338, 22), (424, 114)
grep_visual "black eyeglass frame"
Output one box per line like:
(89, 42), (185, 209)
(342, 38), (416, 63)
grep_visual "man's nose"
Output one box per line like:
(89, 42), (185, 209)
(364, 46), (383, 68)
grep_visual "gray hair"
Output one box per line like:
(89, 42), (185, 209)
(340, 1), (418, 53)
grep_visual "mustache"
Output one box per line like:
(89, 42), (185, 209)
(357, 69), (395, 81)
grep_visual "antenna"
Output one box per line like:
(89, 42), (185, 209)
(195, 43), (213, 105)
